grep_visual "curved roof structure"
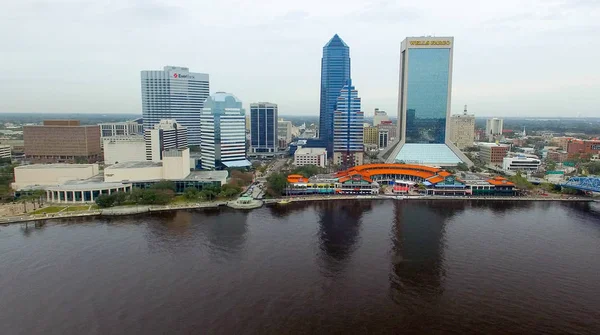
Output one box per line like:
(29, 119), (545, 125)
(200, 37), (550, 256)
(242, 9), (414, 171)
(336, 163), (446, 182)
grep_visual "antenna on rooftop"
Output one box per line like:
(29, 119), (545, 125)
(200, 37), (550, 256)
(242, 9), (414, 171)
(463, 105), (467, 115)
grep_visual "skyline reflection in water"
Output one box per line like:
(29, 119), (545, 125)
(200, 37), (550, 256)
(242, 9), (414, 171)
(0, 200), (599, 334)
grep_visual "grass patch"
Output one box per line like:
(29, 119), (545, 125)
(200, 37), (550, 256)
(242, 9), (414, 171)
(64, 206), (92, 212)
(31, 206), (66, 214)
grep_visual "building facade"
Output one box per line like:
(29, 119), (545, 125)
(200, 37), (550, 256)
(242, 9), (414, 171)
(363, 126), (379, 146)
(319, 34), (351, 156)
(479, 143), (509, 165)
(333, 82), (364, 168)
(379, 129), (389, 149)
(567, 139), (600, 158)
(502, 155), (541, 172)
(294, 147), (327, 168)
(278, 119), (293, 145)
(103, 135), (146, 165)
(378, 121), (397, 141)
(372, 108), (390, 126)
(200, 92), (249, 170)
(24, 120), (101, 164)
(250, 102), (278, 153)
(141, 66), (209, 146)
(99, 121), (144, 138)
(145, 119), (188, 162)
(12, 164), (100, 190)
(0, 145), (10, 159)
(383, 37), (471, 167)
(449, 107), (475, 149)
(485, 118), (504, 141)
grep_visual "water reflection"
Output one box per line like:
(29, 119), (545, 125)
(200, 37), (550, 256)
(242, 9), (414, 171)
(388, 201), (463, 304)
(316, 200), (372, 276)
(196, 208), (249, 260)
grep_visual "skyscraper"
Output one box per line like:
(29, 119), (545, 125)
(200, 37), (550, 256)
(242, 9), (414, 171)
(319, 34), (351, 156)
(485, 118), (504, 142)
(141, 66), (209, 146)
(145, 119), (188, 162)
(250, 102), (278, 154)
(383, 37), (471, 166)
(373, 108), (390, 126)
(449, 105), (475, 149)
(333, 82), (364, 168)
(200, 92), (249, 170)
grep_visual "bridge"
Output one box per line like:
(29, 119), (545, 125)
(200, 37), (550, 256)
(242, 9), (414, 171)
(561, 176), (600, 193)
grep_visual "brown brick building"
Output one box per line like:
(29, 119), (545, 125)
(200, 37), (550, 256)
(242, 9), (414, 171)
(24, 120), (101, 163)
(479, 143), (510, 165)
(567, 139), (600, 158)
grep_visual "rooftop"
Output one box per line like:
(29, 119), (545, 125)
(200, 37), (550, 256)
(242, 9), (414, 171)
(16, 164), (97, 170)
(296, 147), (327, 155)
(106, 161), (162, 169)
(184, 170), (228, 182)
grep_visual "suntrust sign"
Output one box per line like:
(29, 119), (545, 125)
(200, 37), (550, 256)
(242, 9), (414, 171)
(409, 40), (451, 46)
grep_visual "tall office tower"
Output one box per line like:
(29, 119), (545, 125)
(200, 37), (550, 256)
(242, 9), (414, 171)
(333, 81), (364, 168)
(145, 119), (188, 162)
(373, 108), (390, 126)
(319, 34), (351, 156)
(250, 102), (278, 153)
(485, 118), (504, 142)
(383, 37), (471, 166)
(379, 129), (389, 148)
(200, 92), (249, 170)
(449, 105), (475, 149)
(141, 66), (209, 146)
(277, 118), (293, 145)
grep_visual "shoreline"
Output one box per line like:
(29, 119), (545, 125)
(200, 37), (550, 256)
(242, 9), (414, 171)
(0, 195), (595, 225)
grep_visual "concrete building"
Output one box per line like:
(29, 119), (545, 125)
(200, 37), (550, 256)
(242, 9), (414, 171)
(278, 119), (293, 145)
(100, 121), (144, 138)
(449, 106), (475, 149)
(333, 81), (364, 168)
(145, 119), (188, 162)
(0, 139), (24, 154)
(105, 148), (191, 182)
(294, 147), (327, 168)
(103, 135), (146, 165)
(383, 36), (471, 167)
(502, 154), (541, 172)
(0, 145), (10, 159)
(12, 163), (100, 190)
(551, 136), (575, 150)
(250, 102), (278, 153)
(485, 118), (504, 141)
(547, 150), (568, 163)
(379, 129), (389, 149)
(373, 108), (390, 126)
(24, 120), (101, 163)
(141, 66), (209, 146)
(479, 143), (510, 165)
(200, 92), (249, 170)
(363, 126), (379, 146)
(378, 121), (397, 141)
(567, 139), (600, 158)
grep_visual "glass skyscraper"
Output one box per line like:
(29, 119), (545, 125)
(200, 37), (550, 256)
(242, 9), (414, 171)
(384, 37), (471, 167)
(250, 102), (278, 153)
(141, 66), (209, 146)
(333, 81), (364, 168)
(319, 34), (351, 156)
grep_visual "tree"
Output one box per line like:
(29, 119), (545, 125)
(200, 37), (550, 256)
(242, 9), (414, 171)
(183, 187), (200, 200)
(267, 173), (288, 196)
(456, 162), (469, 171)
(546, 159), (557, 172)
(585, 162), (600, 175)
(95, 194), (115, 208)
(112, 191), (128, 206)
(508, 172), (534, 190)
(219, 184), (242, 198)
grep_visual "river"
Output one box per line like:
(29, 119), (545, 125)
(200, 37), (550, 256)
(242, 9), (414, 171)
(1, 200), (599, 334)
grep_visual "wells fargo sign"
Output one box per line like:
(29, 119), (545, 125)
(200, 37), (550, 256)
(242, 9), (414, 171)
(409, 40), (451, 46)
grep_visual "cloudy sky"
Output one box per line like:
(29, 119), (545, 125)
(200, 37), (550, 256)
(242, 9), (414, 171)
(1, 0), (599, 117)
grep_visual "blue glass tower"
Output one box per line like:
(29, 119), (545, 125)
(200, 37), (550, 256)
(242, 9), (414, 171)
(384, 37), (471, 167)
(333, 81), (364, 169)
(319, 34), (351, 156)
(250, 102), (278, 153)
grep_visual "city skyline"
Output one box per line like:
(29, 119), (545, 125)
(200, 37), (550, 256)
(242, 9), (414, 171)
(1, 0), (600, 117)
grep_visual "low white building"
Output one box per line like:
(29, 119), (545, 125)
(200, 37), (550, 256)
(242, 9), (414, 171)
(12, 163), (100, 190)
(105, 148), (191, 183)
(103, 135), (146, 165)
(294, 147), (327, 168)
(0, 144), (10, 159)
(502, 155), (541, 172)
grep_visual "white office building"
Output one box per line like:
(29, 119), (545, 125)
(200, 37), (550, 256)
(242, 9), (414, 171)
(294, 147), (327, 168)
(0, 145), (10, 159)
(372, 108), (390, 126)
(200, 92), (249, 170)
(141, 66), (209, 146)
(502, 154), (541, 172)
(103, 135), (146, 165)
(486, 118), (504, 141)
(99, 121), (144, 138)
(145, 119), (188, 162)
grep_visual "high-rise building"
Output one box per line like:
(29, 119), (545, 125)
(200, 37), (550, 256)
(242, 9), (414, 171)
(200, 92), (249, 170)
(141, 66), (209, 146)
(379, 129), (389, 149)
(277, 118), (293, 146)
(145, 119), (188, 162)
(24, 120), (101, 163)
(319, 34), (351, 156)
(250, 102), (278, 153)
(378, 121), (397, 141)
(333, 82), (364, 168)
(449, 105), (475, 149)
(383, 37), (471, 167)
(363, 126), (379, 146)
(373, 108), (390, 126)
(485, 118), (504, 142)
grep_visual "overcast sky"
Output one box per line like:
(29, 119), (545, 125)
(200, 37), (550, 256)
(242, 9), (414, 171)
(1, 0), (599, 117)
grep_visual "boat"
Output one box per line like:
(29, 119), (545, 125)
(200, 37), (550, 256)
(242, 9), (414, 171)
(277, 199), (291, 205)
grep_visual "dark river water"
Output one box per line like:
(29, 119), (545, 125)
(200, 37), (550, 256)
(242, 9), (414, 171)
(1, 200), (600, 334)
